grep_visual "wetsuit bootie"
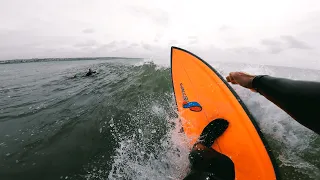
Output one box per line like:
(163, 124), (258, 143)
(197, 118), (229, 148)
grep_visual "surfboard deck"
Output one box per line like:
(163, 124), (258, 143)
(171, 47), (279, 180)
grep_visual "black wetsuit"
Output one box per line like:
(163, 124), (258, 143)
(186, 147), (235, 180)
(86, 71), (96, 76)
(253, 75), (320, 135)
(86, 72), (92, 76)
(184, 75), (320, 180)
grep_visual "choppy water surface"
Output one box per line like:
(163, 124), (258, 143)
(0, 59), (319, 180)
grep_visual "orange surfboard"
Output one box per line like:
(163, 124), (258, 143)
(171, 47), (280, 180)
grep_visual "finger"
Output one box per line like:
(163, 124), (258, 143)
(228, 73), (235, 81)
(226, 76), (231, 82)
(227, 73), (235, 82)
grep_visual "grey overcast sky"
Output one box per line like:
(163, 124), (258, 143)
(1, 0), (320, 68)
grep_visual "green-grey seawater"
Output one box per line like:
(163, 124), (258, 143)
(0, 59), (319, 180)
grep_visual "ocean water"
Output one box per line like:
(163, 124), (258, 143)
(0, 59), (319, 180)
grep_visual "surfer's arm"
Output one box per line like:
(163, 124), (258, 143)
(252, 75), (320, 134)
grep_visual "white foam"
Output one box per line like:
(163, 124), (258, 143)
(107, 115), (191, 180)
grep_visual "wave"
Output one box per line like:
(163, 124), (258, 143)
(0, 60), (318, 180)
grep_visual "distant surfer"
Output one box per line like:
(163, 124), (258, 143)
(226, 72), (320, 135)
(86, 68), (96, 76)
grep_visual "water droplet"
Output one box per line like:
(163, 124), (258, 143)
(6, 153), (10, 156)
(99, 128), (102, 133)
(16, 160), (19, 163)
(138, 129), (142, 134)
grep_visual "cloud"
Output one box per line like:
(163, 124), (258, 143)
(129, 43), (139, 47)
(141, 43), (152, 50)
(128, 6), (169, 26)
(188, 36), (198, 45)
(168, 40), (178, 45)
(73, 40), (99, 48)
(83, 41), (120, 57)
(99, 41), (117, 49)
(219, 25), (232, 31)
(75, 41), (129, 57)
(188, 36), (197, 40)
(229, 35), (312, 55)
(228, 47), (260, 54)
(280, 35), (311, 49)
(82, 28), (95, 34)
(269, 46), (285, 54)
(118, 40), (128, 46)
(154, 33), (163, 42)
(261, 39), (282, 46)
(260, 36), (312, 54)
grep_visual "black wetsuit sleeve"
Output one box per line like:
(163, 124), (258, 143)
(187, 148), (235, 180)
(252, 75), (320, 135)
